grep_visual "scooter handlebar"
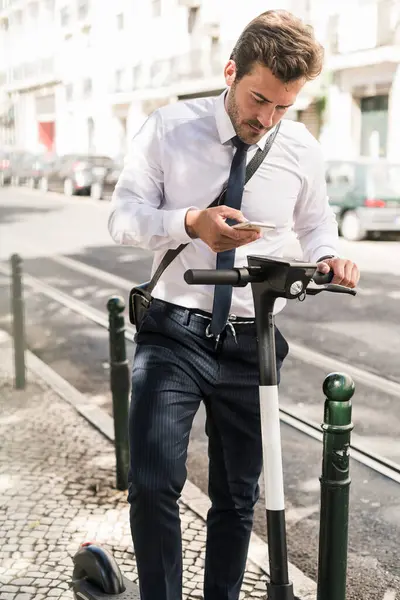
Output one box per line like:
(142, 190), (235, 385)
(184, 267), (334, 287)
(312, 269), (334, 285)
(184, 269), (241, 285)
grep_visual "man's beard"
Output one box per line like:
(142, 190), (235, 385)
(226, 86), (247, 140)
(226, 86), (271, 143)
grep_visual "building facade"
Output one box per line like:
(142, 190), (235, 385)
(3, 0), (395, 160)
(0, 0), (60, 150)
(321, 0), (400, 160)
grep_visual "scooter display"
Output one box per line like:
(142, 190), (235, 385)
(70, 254), (356, 600)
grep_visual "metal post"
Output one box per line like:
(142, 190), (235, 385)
(10, 253), (26, 389)
(317, 372), (355, 600)
(107, 296), (130, 491)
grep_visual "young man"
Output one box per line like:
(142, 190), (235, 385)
(108, 9), (360, 600)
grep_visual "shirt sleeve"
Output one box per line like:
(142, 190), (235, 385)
(108, 110), (196, 251)
(293, 143), (339, 262)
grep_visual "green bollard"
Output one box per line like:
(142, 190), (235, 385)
(10, 253), (26, 390)
(317, 372), (355, 600)
(107, 296), (130, 491)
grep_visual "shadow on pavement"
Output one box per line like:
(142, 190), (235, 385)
(0, 204), (58, 225)
(65, 244), (154, 284)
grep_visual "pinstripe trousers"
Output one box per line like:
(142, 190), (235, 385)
(128, 299), (289, 600)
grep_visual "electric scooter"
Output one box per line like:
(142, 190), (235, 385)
(70, 254), (356, 600)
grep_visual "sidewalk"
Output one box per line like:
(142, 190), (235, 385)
(0, 333), (272, 600)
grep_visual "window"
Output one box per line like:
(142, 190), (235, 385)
(188, 6), (199, 34)
(115, 69), (123, 92)
(360, 95), (389, 157)
(83, 25), (91, 47)
(211, 35), (220, 50)
(361, 95), (389, 113)
(78, 1), (89, 20)
(29, 2), (39, 18)
(152, 0), (161, 18)
(83, 77), (92, 97)
(325, 163), (355, 195)
(116, 12), (124, 30)
(365, 163), (400, 199)
(13, 10), (23, 26)
(66, 83), (73, 102)
(132, 64), (142, 89)
(60, 6), (70, 27)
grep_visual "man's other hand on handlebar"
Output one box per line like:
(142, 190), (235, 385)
(316, 257), (360, 289)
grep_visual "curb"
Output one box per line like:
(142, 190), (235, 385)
(0, 329), (317, 599)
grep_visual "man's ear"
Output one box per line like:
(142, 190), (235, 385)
(224, 60), (237, 87)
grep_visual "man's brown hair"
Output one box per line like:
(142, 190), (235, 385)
(230, 9), (324, 83)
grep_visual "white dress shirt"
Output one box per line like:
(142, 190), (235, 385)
(108, 90), (339, 318)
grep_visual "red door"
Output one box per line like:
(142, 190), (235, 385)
(38, 121), (55, 151)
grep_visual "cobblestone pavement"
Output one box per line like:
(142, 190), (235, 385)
(0, 341), (268, 599)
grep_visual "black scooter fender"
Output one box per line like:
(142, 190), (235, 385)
(72, 543), (125, 595)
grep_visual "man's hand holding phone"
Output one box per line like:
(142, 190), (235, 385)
(232, 221), (276, 233)
(185, 206), (264, 252)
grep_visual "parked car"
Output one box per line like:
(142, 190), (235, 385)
(9, 150), (53, 187)
(38, 154), (115, 196)
(0, 149), (12, 186)
(90, 161), (122, 200)
(325, 159), (400, 241)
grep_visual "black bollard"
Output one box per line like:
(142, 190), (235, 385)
(10, 253), (26, 389)
(107, 296), (130, 491)
(317, 372), (355, 600)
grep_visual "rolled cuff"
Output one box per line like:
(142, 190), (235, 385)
(163, 206), (198, 245)
(310, 246), (340, 263)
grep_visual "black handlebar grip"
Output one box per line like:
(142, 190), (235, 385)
(313, 269), (334, 285)
(184, 269), (240, 285)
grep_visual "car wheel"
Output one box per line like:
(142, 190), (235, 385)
(39, 177), (48, 192)
(90, 182), (103, 201)
(340, 210), (366, 242)
(64, 178), (74, 196)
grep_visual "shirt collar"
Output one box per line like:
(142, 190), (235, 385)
(214, 88), (278, 151)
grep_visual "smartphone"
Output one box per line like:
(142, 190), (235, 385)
(232, 221), (276, 232)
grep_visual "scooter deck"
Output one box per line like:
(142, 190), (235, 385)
(73, 575), (140, 599)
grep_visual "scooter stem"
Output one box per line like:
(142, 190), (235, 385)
(252, 290), (294, 600)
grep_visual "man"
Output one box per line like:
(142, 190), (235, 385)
(108, 9), (360, 600)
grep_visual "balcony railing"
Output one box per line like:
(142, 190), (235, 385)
(329, 0), (398, 55)
(112, 44), (232, 94)
(4, 56), (57, 90)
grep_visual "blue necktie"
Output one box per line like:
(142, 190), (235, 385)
(209, 136), (250, 336)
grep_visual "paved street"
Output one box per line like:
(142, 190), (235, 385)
(1, 186), (400, 599)
(0, 335), (269, 600)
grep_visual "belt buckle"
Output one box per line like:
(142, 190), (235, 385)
(205, 323), (221, 348)
(205, 323), (214, 338)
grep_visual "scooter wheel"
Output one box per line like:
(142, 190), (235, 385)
(71, 543), (125, 595)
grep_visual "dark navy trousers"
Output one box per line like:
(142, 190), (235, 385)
(128, 299), (289, 600)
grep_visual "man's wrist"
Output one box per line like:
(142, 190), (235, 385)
(185, 208), (200, 239)
(317, 254), (337, 262)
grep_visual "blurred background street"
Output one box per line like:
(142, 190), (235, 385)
(1, 1), (400, 599)
(1, 183), (400, 599)
(2, 0), (400, 240)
